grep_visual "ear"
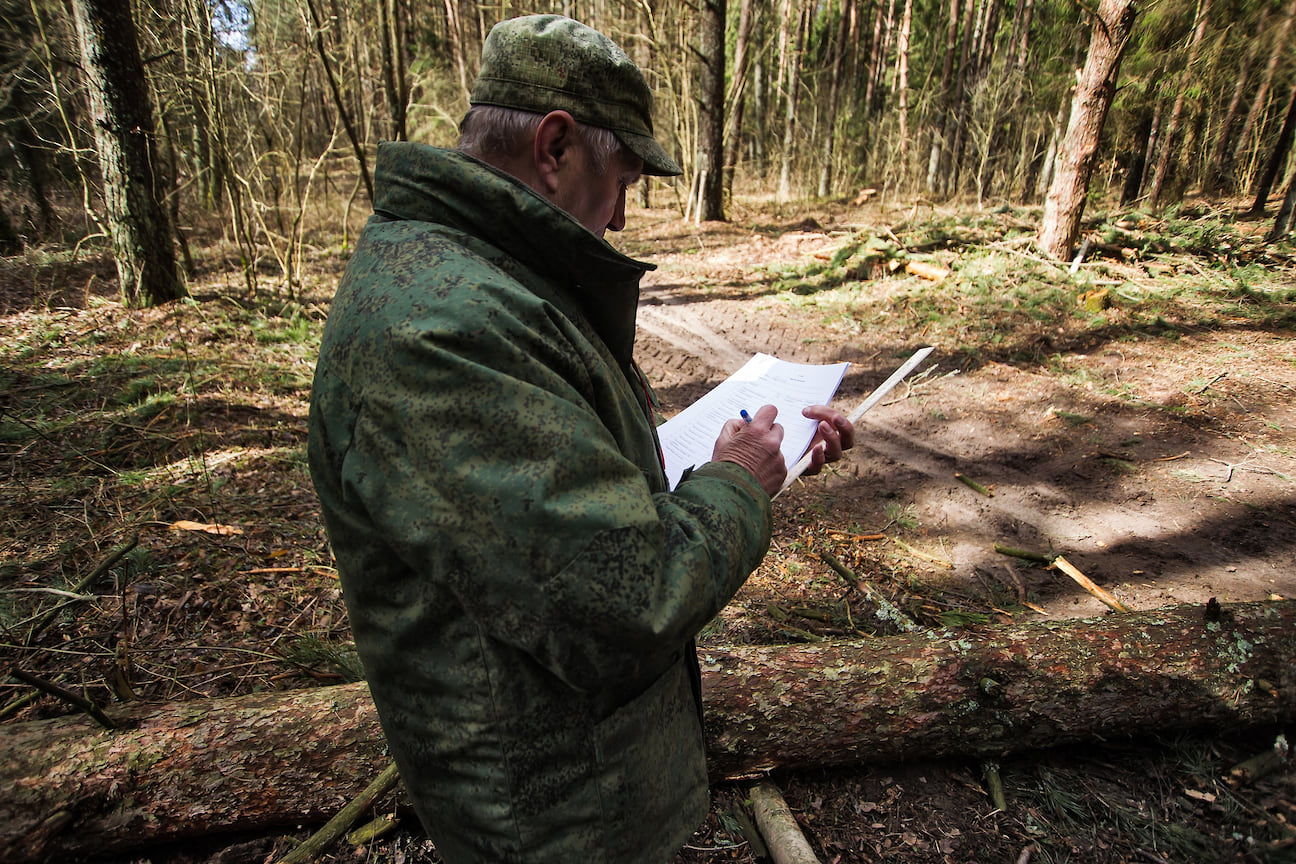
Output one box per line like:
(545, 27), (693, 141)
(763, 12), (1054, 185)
(533, 110), (579, 196)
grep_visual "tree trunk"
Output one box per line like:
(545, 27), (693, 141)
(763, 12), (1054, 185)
(945, 0), (981, 195)
(753, 51), (768, 177)
(778, 0), (807, 202)
(1038, 0), (1137, 260)
(816, 0), (852, 198)
(723, 0), (758, 199)
(1269, 162), (1296, 241)
(2, 601), (1294, 862)
(378, 0), (409, 141)
(302, 0), (374, 203)
(894, 0), (913, 165)
(1224, 0), (1296, 195)
(862, 0), (888, 118)
(698, 0), (727, 220)
(1248, 77), (1296, 216)
(0, 199), (22, 255)
(442, 0), (471, 101)
(927, 0), (961, 194)
(8, 87), (57, 236)
(1013, 0), (1033, 68)
(1203, 2), (1268, 194)
(1146, 0), (1212, 207)
(70, 0), (185, 308)
(1034, 12), (1086, 202)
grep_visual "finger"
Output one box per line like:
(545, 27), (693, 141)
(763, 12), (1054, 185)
(837, 416), (855, 451)
(751, 404), (779, 428)
(711, 417), (745, 459)
(810, 409), (854, 453)
(719, 417), (745, 438)
(816, 419), (843, 462)
(801, 443), (827, 476)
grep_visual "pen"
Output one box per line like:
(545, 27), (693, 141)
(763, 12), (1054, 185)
(739, 409), (752, 424)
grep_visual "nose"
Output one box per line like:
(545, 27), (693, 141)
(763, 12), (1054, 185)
(607, 187), (627, 233)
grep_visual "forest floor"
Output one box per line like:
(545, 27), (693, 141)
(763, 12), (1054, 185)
(1, 192), (1295, 863)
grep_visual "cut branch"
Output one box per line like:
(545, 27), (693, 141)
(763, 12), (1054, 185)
(1050, 555), (1131, 613)
(747, 781), (822, 864)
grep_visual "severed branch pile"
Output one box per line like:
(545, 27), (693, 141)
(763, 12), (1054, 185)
(2, 599), (1294, 862)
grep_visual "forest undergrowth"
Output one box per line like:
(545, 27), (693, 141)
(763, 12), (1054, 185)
(1, 198), (1294, 863)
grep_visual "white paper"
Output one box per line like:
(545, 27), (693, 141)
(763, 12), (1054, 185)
(657, 353), (849, 490)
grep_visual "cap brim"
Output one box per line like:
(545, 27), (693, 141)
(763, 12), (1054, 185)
(618, 130), (682, 177)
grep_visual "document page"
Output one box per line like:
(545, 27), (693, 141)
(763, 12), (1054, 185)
(657, 353), (849, 489)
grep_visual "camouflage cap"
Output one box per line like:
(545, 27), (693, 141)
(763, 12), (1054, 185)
(470, 15), (683, 177)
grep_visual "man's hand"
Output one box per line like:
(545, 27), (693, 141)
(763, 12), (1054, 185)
(798, 404), (855, 476)
(712, 404), (786, 496)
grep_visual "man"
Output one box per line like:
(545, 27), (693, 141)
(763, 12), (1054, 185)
(308, 14), (853, 864)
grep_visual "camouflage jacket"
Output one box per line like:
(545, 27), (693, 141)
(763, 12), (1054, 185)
(308, 142), (772, 864)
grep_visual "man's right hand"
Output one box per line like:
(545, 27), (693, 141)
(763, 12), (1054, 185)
(712, 404), (787, 496)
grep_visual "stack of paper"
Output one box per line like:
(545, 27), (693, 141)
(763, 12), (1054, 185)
(656, 353), (849, 489)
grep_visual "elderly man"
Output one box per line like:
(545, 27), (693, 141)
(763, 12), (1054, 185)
(308, 14), (852, 864)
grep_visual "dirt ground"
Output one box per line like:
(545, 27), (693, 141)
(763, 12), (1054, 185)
(627, 202), (1296, 863)
(629, 206), (1296, 620)
(2, 195), (1295, 863)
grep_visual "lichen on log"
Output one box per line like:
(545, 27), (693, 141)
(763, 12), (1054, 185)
(1, 600), (1293, 862)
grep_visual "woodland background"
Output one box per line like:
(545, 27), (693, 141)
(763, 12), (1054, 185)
(3, 0), (1296, 862)
(2, 0), (1296, 301)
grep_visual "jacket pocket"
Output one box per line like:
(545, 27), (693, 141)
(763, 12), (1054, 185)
(592, 659), (710, 863)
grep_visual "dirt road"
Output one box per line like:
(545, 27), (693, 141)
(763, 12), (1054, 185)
(630, 217), (1296, 620)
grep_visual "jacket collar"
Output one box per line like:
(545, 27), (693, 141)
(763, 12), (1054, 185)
(371, 141), (651, 365)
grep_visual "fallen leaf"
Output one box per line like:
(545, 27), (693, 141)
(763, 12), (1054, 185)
(169, 520), (244, 536)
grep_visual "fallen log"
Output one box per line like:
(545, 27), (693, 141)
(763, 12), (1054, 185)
(701, 598), (1296, 776)
(2, 600), (1293, 861)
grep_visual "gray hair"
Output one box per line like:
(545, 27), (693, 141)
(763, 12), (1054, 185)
(458, 105), (624, 174)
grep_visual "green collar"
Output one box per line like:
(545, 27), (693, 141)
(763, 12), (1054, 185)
(372, 142), (652, 364)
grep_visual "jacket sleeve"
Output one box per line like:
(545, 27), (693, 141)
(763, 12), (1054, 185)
(334, 265), (772, 697)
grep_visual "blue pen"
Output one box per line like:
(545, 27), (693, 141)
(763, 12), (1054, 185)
(739, 409), (752, 424)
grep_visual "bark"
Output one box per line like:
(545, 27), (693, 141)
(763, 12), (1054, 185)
(1013, 0), (1033, 69)
(1146, 0), (1213, 207)
(723, 0), (757, 198)
(777, 0), (807, 202)
(816, 0), (852, 198)
(862, 0), (888, 117)
(1248, 78), (1296, 216)
(377, 0), (408, 141)
(926, 0), (961, 193)
(1224, 0), (1296, 194)
(895, 0), (913, 161)
(1203, 3), (1268, 194)
(1034, 12), (1086, 202)
(944, 0), (977, 194)
(2, 601), (1294, 862)
(1037, 0), (1137, 260)
(442, 0), (471, 100)
(302, 0), (374, 202)
(70, 0), (185, 307)
(748, 782), (822, 864)
(1270, 162), (1296, 240)
(753, 50), (768, 177)
(0, 199), (22, 255)
(697, 0), (727, 220)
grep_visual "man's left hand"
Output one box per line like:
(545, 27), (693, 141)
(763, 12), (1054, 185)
(799, 405), (855, 476)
